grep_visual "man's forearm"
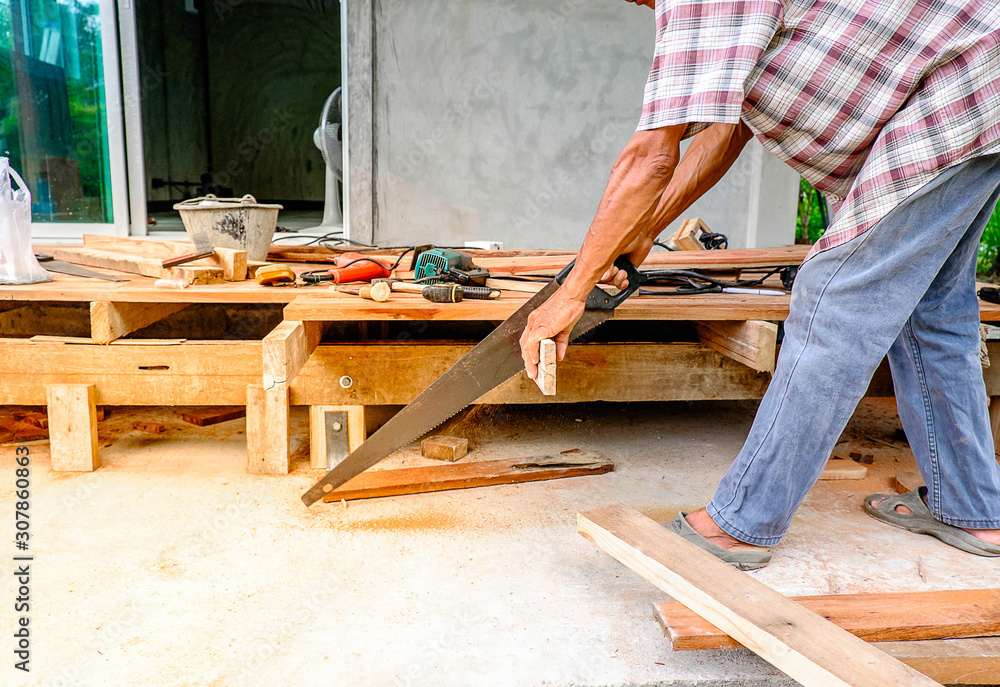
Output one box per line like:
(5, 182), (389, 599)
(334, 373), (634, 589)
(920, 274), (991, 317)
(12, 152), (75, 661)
(561, 125), (686, 300)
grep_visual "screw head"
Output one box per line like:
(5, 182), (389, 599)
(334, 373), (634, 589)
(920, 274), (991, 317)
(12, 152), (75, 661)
(332, 422), (343, 432)
(339, 375), (354, 389)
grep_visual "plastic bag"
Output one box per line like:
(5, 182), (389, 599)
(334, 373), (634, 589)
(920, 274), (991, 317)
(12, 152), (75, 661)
(0, 157), (52, 284)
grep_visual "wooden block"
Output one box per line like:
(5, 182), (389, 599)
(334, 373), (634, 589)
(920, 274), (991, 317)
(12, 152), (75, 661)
(654, 589), (1000, 651)
(262, 320), (327, 389)
(181, 407), (246, 427)
(22, 412), (48, 429)
(96, 406), (106, 422)
(849, 451), (875, 464)
(46, 384), (99, 471)
(894, 468), (925, 494)
(696, 320), (778, 373)
(532, 338), (556, 396)
(990, 396), (1000, 457)
(131, 421), (165, 434)
(577, 505), (939, 687)
(90, 301), (189, 344)
(246, 384), (289, 474)
(820, 458), (868, 480)
(309, 405), (366, 469)
(322, 452), (612, 502)
(421, 435), (469, 462)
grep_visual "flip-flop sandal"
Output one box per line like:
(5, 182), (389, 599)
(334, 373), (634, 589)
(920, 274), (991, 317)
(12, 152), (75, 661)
(863, 487), (1000, 557)
(665, 512), (772, 570)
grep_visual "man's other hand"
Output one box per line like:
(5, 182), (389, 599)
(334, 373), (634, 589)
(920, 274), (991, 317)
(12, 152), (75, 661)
(624, 0), (655, 7)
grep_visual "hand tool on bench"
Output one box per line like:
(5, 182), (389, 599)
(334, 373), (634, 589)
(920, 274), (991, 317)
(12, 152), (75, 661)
(333, 282), (391, 302)
(161, 225), (215, 268)
(375, 278), (500, 301)
(301, 254), (393, 284)
(35, 254), (129, 281)
(301, 255), (643, 506)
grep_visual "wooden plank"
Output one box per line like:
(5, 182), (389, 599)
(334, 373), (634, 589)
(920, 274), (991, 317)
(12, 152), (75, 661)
(696, 320), (778, 373)
(83, 234), (248, 281)
(0, 340), (260, 405)
(245, 383), (289, 474)
(131, 421), (165, 434)
(532, 338), (556, 395)
(289, 343), (773, 406)
(181, 407), (246, 427)
(484, 278), (547, 294)
(894, 468), (925, 493)
(46, 383), (100, 472)
(577, 505), (940, 687)
(654, 589), (1000, 651)
(321, 453), (612, 502)
(309, 404), (366, 469)
(282, 292), (794, 323)
(877, 638), (1000, 685)
(51, 247), (223, 285)
(90, 301), (189, 344)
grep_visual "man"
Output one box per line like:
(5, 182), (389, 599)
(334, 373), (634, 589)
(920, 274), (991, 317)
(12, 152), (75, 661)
(520, 0), (1000, 568)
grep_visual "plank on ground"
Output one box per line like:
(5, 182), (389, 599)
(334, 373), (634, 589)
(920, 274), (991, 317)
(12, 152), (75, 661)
(322, 453), (612, 502)
(577, 505), (940, 687)
(654, 588), (1000, 651)
(181, 407), (246, 426)
(90, 301), (189, 344)
(876, 637), (1000, 685)
(696, 320), (778, 373)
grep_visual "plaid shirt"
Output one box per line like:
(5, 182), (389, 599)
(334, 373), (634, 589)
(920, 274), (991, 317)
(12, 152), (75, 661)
(637, 0), (1000, 257)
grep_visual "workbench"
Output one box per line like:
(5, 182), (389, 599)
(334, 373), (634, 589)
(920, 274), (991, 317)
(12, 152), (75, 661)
(6, 246), (1000, 474)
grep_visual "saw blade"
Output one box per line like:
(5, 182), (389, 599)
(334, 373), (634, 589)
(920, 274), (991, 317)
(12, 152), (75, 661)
(301, 279), (614, 506)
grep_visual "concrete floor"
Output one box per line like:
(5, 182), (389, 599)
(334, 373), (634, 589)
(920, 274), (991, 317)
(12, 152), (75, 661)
(2, 398), (996, 687)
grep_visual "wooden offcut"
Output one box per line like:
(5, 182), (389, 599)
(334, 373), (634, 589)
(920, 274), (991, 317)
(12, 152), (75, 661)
(90, 301), (189, 344)
(577, 505), (940, 687)
(321, 452), (612, 502)
(181, 407), (247, 427)
(46, 383), (100, 472)
(421, 435), (469, 462)
(654, 589), (1000, 651)
(894, 468), (925, 494)
(131, 421), (166, 434)
(533, 338), (556, 396)
(878, 637), (1000, 685)
(820, 459), (868, 480)
(696, 320), (778, 373)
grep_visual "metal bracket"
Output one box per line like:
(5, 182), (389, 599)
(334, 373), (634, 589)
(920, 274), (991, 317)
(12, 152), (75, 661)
(324, 410), (350, 470)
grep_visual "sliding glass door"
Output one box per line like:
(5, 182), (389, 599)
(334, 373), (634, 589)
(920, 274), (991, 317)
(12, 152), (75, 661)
(0, 0), (129, 239)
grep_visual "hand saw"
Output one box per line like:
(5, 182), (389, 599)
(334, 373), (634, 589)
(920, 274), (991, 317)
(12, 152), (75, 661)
(301, 256), (644, 506)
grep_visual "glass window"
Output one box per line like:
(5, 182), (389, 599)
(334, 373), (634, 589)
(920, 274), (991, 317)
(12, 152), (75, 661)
(0, 0), (113, 223)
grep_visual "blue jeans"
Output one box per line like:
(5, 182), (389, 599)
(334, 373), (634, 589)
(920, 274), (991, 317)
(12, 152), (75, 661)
(707, 154), (1000, 546)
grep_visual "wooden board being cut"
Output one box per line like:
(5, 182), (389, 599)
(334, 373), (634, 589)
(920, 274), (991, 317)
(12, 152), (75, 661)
(654, 589), (1000, 651)
(321, 453), (612, 502)
(577, 505), (940, 687)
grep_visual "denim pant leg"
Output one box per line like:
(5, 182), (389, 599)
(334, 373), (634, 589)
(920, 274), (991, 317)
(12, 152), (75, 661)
(887, 183), (1000, 529)
(707, 154), (1000, 546)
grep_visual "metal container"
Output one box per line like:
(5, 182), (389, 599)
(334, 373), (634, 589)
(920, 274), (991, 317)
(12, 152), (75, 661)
(173, 194), (283, 262)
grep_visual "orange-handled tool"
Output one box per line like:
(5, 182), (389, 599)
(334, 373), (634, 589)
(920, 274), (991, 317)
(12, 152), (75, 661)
(302, 254), (392, 284)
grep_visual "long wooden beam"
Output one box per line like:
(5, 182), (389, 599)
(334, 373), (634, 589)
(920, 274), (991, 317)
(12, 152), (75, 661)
(82, 234), (247, 281)
(696, 320), (778, 373)
(578, 505), (940, 686)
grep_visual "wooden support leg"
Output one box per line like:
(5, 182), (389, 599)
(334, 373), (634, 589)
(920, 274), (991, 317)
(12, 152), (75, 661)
(246, 384), (290, 474)
(310, 405), (366, 469)
(91, 301), (188, 344)
(46, 384), (100, 471)
(696, 320), (778, 373)
(254, 321), (329, 474)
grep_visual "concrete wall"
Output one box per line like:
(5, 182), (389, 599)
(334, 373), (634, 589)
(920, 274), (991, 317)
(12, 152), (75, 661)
(349, 0), (800, 249)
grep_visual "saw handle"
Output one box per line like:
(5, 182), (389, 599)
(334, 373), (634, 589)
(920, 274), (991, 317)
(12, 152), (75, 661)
(555, 255), (643, 311)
